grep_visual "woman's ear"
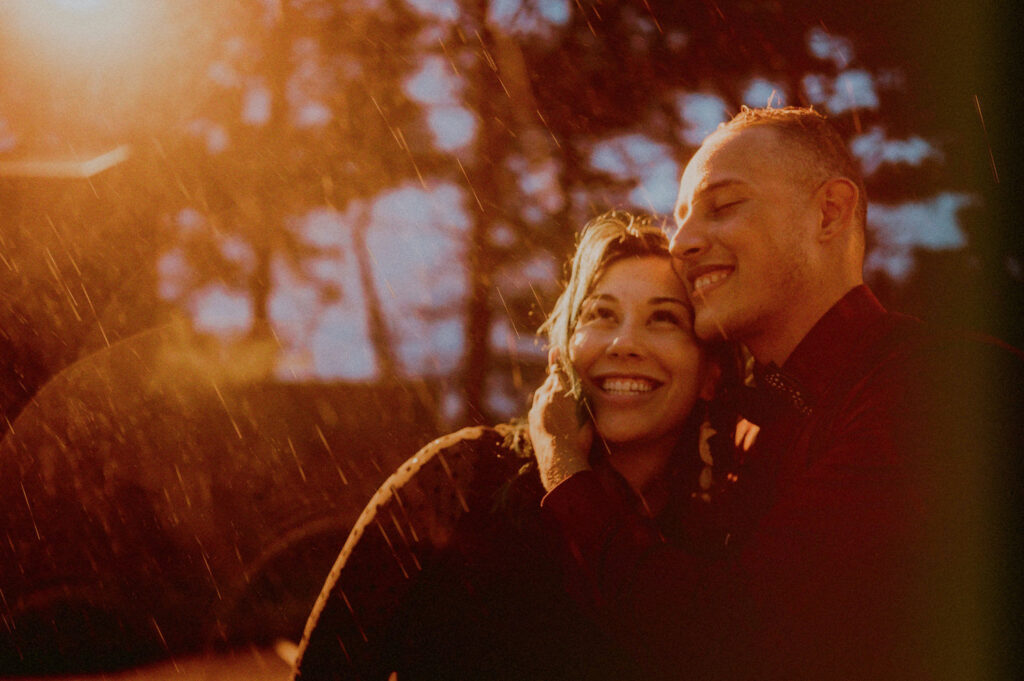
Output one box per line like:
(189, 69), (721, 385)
(699, 361), (721, 401)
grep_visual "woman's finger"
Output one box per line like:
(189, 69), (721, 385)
(531, 371), (558, 406)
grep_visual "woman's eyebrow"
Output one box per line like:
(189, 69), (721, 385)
(649, 296), (689, 307)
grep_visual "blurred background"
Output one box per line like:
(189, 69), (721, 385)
(0, 0), (1020, 675)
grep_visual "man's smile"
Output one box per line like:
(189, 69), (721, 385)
(689, 266), (734, 297)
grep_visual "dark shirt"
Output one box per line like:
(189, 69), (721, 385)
(542, 285), (1023, 681)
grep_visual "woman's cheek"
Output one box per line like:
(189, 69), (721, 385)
(567, 329), (594, 370)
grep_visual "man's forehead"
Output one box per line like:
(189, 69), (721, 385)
(694, 127), (775, 172)
(676, 146), (745, 210)
(677, 127), (785, 202)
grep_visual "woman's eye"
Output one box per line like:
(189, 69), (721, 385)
(581, 306), (616, 323)
(650, 310), (683, 326)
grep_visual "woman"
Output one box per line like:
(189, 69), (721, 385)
(291, 210), (744, 681)
(529, 210), (738, 507)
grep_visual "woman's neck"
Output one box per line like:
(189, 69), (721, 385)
(600, 435), (676, 500)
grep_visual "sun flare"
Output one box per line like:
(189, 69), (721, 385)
(4, 0), (150, 70)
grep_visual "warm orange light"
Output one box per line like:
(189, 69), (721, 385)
(0, 0), (225, 137)
(4, 0), (151, 71)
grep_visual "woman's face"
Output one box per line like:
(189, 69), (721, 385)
(569, 255), (709, 447)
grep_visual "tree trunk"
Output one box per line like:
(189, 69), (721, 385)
(459, 0), (504, 424)
(351, 209), (400, 381)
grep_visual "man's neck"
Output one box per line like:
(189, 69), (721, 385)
(745, 283), (861, 366)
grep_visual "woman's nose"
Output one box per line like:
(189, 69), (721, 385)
(606, 325), (644, 358)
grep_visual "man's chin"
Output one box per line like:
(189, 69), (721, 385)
(694, 310), (731, 342)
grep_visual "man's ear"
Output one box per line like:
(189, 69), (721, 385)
(817, 177), (858, 242)
(699, 361), (721, 401)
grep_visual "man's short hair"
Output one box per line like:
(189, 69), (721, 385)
(719, 106), (868, 230)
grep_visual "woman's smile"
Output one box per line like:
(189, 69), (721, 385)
(594, 375), (661, 396)
(569, 255), (709, 447)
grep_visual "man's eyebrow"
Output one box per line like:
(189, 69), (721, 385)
(700, 178), (746, 194)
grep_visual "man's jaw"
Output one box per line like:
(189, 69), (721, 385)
(684, 264), (736, 342)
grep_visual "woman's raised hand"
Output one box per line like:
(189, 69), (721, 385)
(528, 348), (594, 492)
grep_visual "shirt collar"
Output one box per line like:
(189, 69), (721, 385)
(777, 285), (891, 403)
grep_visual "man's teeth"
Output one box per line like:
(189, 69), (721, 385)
(694, 270), (729, 293)
(601, 378), (655, 394)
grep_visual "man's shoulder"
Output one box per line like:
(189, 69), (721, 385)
(845, 310), (1023, 386)
(829, 314), (1024, 454)
(881, 316), (1024, 394)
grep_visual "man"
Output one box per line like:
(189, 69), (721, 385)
(530, 107), (1021, 680)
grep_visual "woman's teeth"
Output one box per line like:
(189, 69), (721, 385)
(601, 378), (655, 394)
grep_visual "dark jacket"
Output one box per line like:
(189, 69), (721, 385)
(292, 424), (642, 681)
(543, 285), (1024, 681)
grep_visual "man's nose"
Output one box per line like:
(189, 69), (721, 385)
(668, 214), (709, 261)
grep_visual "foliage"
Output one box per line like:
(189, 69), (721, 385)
(0, 0), (1019, 429)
